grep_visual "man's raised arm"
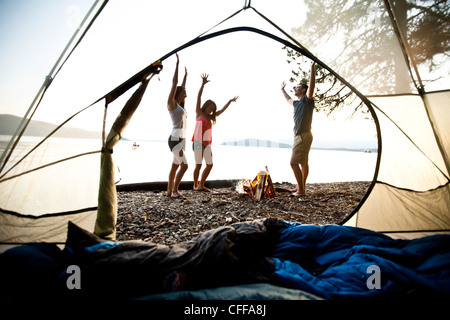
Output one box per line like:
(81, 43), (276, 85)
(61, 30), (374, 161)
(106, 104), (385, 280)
(306, 62), (316, 100)
(281, 82), (294, 106)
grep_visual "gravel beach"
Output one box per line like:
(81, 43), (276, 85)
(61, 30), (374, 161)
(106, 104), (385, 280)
(116, 181), (371, 245)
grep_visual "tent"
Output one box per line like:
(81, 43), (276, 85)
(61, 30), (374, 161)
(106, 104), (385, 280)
(1, 0), (449, 303)
(0, 0), (449, 244)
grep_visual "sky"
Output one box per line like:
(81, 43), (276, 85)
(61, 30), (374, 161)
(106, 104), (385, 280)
(0, 0), (378, 149)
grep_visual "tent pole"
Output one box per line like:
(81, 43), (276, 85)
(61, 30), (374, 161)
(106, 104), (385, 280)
(0, 77), (50, 173)
(0, 0), (106, 175)
(384, 0), (450, 179)
(383, 0), (424, 93)
(94, 72), (160, 240)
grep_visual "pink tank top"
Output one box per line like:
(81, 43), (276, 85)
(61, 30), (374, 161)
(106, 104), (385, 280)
(192, 115), (212, 146)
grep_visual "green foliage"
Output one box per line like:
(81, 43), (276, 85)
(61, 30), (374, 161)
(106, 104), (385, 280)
(284, 46), (366, 118)
(284, 0), (449, 117)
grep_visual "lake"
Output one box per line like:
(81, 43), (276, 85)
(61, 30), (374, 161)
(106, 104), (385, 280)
(114, 140), (378, 185)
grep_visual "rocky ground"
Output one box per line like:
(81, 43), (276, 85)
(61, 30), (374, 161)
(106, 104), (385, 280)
(116, 181), (371, 245)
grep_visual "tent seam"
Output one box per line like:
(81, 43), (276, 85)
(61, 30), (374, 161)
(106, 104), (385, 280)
(0, 206), (98, 219)
(375, 180), (450, 194)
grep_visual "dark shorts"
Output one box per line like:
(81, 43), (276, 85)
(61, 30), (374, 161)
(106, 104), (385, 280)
(168, 136), (187, 165)
(168, 136), (186, 151)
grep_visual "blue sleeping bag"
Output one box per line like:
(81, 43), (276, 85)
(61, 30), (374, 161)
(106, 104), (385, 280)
(272, 222), (450, 299)
(1, 219), (449, 300)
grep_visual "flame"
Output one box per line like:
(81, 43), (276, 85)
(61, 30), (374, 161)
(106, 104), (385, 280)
(236, 178), (253, 195)
(236, 170), (275, 199)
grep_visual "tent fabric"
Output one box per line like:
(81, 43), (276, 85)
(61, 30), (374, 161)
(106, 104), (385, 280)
(94, 73), (155, 240)
(0, 1), (449, 245)
(343, 91), (450, 233)
(424, 91), (450, 175)
(1, 218), (449, 300)
(0, 209), (97, 244)
(346, 183), (450, 232)
(0, 104), (103, 243)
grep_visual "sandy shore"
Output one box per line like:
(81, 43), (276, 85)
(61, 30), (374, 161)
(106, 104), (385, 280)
(116, 181), (371, 245)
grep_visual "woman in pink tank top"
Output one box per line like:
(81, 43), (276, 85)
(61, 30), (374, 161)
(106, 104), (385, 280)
(192, 73), (238, 191)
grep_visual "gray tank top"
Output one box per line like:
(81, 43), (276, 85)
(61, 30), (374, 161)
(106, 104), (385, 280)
(169, 104), (187, 138)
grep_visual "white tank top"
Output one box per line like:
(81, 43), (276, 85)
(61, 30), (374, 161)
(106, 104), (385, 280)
(169, 104), (187, 138)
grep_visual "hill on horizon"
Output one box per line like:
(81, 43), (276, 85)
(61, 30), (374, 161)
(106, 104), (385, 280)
(0, 114), (101, 139)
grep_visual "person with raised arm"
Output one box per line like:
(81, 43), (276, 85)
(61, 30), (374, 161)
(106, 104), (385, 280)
(167, 53), (188, 198)
(192, 73), (238, 192)
(281, 61), (316, 197)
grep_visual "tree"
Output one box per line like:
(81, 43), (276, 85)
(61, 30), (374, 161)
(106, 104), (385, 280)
(285, 0), (449, 117)
(285, 47), (366, 118)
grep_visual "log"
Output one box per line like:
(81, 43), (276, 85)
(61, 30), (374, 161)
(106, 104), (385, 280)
(265, 166), (276, 198)
(255, 171), (268, 200)
(116, 179), (239, 192)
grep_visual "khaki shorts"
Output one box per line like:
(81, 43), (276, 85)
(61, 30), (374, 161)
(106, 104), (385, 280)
(290, 131), (313, 165)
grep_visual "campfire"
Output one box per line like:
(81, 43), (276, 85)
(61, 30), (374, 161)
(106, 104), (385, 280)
(236, 166), (276, 200)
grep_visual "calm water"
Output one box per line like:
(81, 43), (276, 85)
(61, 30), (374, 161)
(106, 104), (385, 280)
(114, 140), (378, 185)
(0, 135), (377, 185)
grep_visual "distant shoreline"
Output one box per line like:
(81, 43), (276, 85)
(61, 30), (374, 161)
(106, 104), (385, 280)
(120, 137), (378, 153)
(312, 147), (377, 153)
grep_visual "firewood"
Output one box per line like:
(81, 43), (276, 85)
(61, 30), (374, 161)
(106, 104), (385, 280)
(255, 171), (268, 200)
(265, 166), (276, 198)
